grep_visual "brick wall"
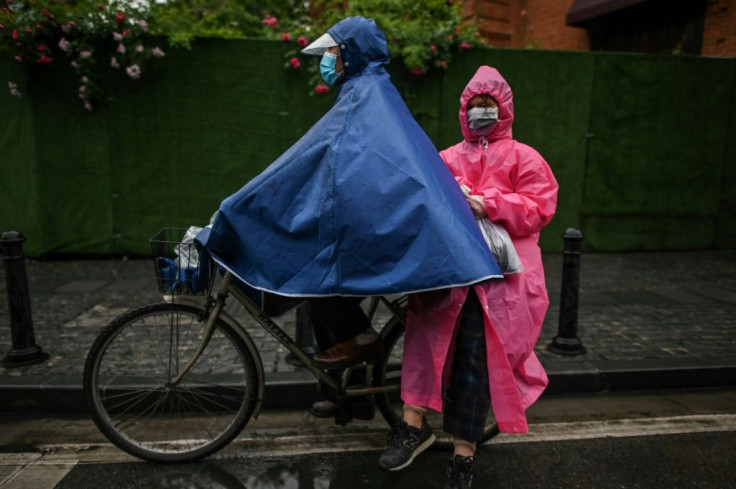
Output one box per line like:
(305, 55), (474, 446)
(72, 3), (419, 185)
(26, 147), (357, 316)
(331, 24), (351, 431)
(463, 0), (735, 56)
(462, 0), (589, 50)
(702, 0), (736, 57)
(460, 0), (518, 48)
(519, 0), (589, 50)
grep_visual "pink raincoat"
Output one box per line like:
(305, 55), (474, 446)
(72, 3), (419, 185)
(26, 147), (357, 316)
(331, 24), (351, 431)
(400, 66), (558, 434)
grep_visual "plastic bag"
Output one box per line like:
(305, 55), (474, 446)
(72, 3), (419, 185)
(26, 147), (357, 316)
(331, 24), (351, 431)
(174, 226), (203, 269)
(157, 226), (212, 294)
(477, 218), (523, 275)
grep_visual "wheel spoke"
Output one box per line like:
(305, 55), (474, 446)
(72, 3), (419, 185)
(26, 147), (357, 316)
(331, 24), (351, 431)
(85, 303), (257, 462)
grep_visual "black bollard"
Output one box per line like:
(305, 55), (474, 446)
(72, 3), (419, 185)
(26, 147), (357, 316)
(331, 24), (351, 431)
(2, 231), (48, 367)
(285, 302), (317, 366)
(547, 228), (586, 356)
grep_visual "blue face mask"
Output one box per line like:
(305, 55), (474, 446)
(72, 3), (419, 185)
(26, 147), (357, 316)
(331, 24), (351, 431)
(320, 52), (343, 86)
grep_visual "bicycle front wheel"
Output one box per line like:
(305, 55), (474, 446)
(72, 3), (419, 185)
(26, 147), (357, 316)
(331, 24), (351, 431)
(83, 302), (259, 463)
(373, 316), (499, 447)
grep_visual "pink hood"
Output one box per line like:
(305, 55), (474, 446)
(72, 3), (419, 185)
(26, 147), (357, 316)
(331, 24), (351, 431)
(458, 65), (514, 143)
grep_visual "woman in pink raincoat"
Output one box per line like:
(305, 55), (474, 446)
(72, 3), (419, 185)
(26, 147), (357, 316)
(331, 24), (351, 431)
(379, 66), (558, 488)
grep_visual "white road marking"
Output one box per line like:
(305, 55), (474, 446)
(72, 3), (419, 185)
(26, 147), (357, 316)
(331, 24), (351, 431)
(489, 414), (736, 444)
(0, 414), (733, 466)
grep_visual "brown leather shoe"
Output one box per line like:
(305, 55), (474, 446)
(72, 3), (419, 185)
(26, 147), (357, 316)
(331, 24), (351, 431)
(311, 337), (384, 370)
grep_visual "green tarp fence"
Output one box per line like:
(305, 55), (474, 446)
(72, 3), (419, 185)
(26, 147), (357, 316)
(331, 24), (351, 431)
(1, 39), (734, 256)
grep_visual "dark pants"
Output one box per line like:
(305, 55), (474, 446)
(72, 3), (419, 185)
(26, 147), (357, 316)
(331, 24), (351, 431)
(442, 291), (491, 442)
(308, 297), (370, 351)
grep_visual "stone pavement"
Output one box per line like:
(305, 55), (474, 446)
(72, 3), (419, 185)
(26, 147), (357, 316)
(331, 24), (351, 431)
(0, 250), (735, 413)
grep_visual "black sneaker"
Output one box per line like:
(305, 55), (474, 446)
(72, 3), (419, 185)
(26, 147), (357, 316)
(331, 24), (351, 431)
(445, 455), (474, 489)
(378, 418), (435, 471)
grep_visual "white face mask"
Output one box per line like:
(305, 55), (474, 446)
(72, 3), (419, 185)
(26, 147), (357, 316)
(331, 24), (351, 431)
(467, 106), (499, 132)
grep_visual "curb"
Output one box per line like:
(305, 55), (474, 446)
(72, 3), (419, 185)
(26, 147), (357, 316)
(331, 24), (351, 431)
(1, 358), (735, 414)
(544, 357), (736, 393)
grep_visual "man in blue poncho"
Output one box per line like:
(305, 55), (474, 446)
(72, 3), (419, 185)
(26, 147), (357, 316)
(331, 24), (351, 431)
(201, 17), (501, 413)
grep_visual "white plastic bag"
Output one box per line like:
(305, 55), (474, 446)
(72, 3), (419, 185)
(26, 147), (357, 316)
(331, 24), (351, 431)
(477, 219), (523, 275)
(174, 226), (203, 269)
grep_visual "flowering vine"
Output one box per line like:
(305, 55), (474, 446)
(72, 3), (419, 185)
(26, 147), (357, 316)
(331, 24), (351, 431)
(1, 0), (166, 111)
(261, 0), (482, 94)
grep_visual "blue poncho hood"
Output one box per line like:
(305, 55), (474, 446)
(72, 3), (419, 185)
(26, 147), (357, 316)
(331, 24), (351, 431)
(200, 16), (501, 297)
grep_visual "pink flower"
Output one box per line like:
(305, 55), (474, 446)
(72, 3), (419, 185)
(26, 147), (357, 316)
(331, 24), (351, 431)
(115, 11), (125, 23)
(138, 20), (149, 31)
(289, 57), (300, 69)
(117, 43), (126, 54)
(262, 16), (278, 27)
(84, 100), (93, 112)
(36, 55), (53, 64)
(79, 85), (86, 93)
(521, 9), (527, 17)
(297, 36), (309, 47)
(58, 38), (70, 52)
(11, 29), (18, 40)
(71, 61), (78, 68)
(152, 47), (165, 58)
(14, 55), (22, 63)
(81, 76), (89, 83)
(37, 44), (47, 52)
(411, 66), (424, 76)
(135, 45), (144, 53)
(61, 23), (72, 34)
(122, 28), (132, 37)
(79, 51), (92, 59)
(110, 57), (120, 68)
(315, 84), (329, 94)
(113, 32), (123, 42)
(460, 42), (470, 50)
(126, 64), (142, 79)
(440, 60), (447, 68)
(281, 33), (291, 42)
(430, 45), (437, 52)
(0, 24), (4, 30)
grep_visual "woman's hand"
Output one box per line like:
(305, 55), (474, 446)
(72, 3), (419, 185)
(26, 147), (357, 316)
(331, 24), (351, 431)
(466, 195), (487, 218)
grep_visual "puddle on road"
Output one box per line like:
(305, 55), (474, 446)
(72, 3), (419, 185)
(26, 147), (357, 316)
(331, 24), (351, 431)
(52, 450), (439, 489)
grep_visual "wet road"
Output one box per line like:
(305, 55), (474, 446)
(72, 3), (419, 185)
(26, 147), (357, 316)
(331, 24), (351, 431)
(2, 389), (735, 488)
(50, 430), (735, 489)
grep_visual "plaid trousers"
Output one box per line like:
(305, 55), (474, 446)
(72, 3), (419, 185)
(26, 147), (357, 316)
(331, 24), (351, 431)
(442, 291), (491, 442)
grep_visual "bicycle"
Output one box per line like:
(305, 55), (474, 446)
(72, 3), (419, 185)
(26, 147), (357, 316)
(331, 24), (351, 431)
(83, 228), (499, 463)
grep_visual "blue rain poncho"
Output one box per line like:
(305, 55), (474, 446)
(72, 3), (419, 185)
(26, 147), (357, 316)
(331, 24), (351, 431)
(200, 17), (501, 297)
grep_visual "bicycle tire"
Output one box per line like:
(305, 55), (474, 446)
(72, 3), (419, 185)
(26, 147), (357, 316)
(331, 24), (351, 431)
(373, 310), (499, 447)
(83, 302), (259, 463)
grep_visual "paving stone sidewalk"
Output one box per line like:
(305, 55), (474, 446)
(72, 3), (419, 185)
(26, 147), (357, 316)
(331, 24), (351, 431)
(1, 250), (735, 412)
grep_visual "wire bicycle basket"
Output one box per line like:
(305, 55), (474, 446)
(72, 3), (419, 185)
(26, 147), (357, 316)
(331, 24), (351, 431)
(150, 227), (215, 296)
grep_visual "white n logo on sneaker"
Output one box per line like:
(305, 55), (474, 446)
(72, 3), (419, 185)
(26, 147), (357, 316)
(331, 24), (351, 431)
(404, 434), (420, 449)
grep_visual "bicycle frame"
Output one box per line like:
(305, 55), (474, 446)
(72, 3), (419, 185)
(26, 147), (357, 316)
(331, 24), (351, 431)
(167, 271), (405, 405)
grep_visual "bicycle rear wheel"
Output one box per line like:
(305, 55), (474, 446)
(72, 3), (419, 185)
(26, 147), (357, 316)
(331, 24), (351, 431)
(373, 314), (499, 447)
(83, 302), (258, 462)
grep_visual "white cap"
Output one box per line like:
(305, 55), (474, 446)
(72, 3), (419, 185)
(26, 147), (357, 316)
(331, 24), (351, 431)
(301, 33), (338, 56)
